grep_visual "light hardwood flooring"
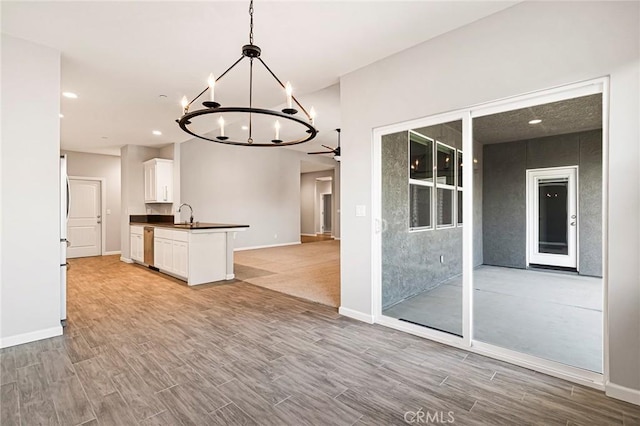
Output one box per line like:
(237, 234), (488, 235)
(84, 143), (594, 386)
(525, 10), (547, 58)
(1, 255), (639, 425)
(235, 240), (340, 307)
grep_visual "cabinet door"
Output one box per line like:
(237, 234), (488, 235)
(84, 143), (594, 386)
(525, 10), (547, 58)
(161, 239), (173, 272)
(172, 241), (188, 278)
(130, 235), (137, 261)
(154, 238), (163, 268)
(144, 163), (156, 202)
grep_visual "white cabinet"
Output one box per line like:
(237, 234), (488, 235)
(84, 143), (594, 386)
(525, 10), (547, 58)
(153, 228), (188, 279)
(129, 225), (242, 286)
(130, 226), (144, 262)
(172, 241), (189, 278)
(144, 158), (173, 203)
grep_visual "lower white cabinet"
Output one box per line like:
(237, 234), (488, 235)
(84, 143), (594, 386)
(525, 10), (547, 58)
(130, 226), (144, 262)
(153, 228), (188, 279)
(130, 225), (240, 286)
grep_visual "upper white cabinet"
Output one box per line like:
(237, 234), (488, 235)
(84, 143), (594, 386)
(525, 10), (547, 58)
(144, 158), (173, 203)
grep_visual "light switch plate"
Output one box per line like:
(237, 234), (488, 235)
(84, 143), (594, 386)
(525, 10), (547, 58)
(356, 205), (366, 217)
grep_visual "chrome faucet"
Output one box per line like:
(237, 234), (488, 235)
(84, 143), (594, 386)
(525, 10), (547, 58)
(178, 203), (194, 224)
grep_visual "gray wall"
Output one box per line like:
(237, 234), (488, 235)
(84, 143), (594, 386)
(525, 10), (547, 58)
(483, 130), (602, 276)
(62, 150), (121, 253)
(339, 2), (639, 393)
(180, 139), (303, 249)
(1, 35), (62, 345)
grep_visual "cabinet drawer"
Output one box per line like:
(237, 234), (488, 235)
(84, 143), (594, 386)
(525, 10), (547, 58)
(154, 227), (173, 240)
(130, 225), (143, 235)
(172, 230), (189, 242)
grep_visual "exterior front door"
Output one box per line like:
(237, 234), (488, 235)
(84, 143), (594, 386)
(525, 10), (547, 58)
(527, 167), (578, 269)
(67, 179), (102, 258)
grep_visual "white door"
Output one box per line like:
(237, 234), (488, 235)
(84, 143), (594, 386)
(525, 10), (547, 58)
(67, 179), (102, 258)
(527, 167), (578, 269)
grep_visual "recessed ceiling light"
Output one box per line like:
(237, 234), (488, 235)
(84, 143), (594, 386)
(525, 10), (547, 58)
(59, 113), (64, 118)
(241, 126), (248, 130)
(529, 119), (542, 124)
(101, 136), (108, 139)
(159, 94), (168, 99)
(152, 130), (162, 136)
(62, 92), (78, 99)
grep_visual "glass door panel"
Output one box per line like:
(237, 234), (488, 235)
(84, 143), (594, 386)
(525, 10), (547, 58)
(381, 120), (463, 337)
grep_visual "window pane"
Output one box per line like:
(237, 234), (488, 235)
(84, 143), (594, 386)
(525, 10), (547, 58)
(410, 133), (433, 182)
(538, 179), (568, 255)
(457, 190), (463, 224)
(437, 188), (454, 226)
(437, 143), (455, 186)
(458, 150), (463, 188)
(409, 184), (431, 229)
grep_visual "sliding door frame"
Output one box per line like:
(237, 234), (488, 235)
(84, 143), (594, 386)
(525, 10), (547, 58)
(371, 76), (609, 390)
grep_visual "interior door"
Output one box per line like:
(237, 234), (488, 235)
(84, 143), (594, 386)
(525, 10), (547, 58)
(527, 167), (577, 269)
(67, 179), (102, 258)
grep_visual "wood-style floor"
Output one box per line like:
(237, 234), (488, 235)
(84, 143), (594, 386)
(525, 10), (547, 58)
(1, 255), (639, 425)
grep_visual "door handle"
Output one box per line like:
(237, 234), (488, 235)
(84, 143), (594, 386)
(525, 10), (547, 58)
(570, 221), (576, 226)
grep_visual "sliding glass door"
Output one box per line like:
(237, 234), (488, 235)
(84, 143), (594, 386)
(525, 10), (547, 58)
(380, 119), (463, 337)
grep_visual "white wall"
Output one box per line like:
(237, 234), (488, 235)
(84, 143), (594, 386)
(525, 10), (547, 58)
(180, 140), (303, 249)
(1, 35), (62, 347)
(62, 150), (121, 253)
(119, 144), (168, 259)
(340, 2), (639, 396)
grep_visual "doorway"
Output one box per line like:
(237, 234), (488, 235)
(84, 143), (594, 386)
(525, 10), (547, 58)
(527, 167), (578, 269)
(67, 178), (103, 258)
(321, 193), (332, 233)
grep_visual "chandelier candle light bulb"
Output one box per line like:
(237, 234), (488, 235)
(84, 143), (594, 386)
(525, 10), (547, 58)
(274, 120), (281, 141)
(181, 96), (189, 113)
(285, 82), (293, 109)
(219, 117), (225, 137)
(310, 107), (316, 125)
(208, 73), (216, 102)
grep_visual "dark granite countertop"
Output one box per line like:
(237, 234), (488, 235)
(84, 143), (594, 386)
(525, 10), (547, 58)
(130, 221), (249, 230)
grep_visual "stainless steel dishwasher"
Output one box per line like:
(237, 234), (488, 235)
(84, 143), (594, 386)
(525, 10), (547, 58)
(143, 226), (154, 266)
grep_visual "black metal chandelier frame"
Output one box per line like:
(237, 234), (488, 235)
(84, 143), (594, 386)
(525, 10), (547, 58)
(177, 0), (318, 147)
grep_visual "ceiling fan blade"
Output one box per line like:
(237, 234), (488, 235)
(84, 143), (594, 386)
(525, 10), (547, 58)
(307, 151), (331, 155)
(334, 147), (341, 156)
(321, 144), (335, 150)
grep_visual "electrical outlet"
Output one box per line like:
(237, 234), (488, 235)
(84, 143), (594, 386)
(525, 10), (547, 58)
(274, 233), (278, 239)
(440, 255), (444, 263)
(106, 209), (111, 215)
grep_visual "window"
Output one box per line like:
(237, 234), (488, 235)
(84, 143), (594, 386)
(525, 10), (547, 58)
(409, 132), (433, 230)
(436, 143), (455, 228)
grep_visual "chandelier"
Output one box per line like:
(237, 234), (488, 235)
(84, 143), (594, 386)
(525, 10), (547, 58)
(176, 0), (318, 147)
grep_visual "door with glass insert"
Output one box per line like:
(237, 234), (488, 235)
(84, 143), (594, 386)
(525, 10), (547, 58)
(527, 167), (577, 269)
(381, 120), (463, 336)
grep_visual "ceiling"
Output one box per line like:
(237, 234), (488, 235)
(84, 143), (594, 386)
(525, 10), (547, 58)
(2, 1), (518, 156)
(474, 94), (603, 144)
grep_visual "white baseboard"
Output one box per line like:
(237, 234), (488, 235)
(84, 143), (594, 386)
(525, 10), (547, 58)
(301, 233), (315, 237)
(334, 237), (341, 240)
(0, 325), (63, 349)
(235, 241), (301, 251)
(606, 381), (640, 405)
(338, 307), (374, 324)
(104, 250), (121, 256)
(225, 274), (235, 280)
(120, 256), (134, 264)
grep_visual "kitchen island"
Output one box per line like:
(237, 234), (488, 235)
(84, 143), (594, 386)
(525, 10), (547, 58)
(129, 217), (248, 286)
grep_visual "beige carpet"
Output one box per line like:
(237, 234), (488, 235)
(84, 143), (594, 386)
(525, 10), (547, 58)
(234, 240), (340, 307)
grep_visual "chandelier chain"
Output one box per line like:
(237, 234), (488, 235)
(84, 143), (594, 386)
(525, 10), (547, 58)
(249, 0), (254, 45)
